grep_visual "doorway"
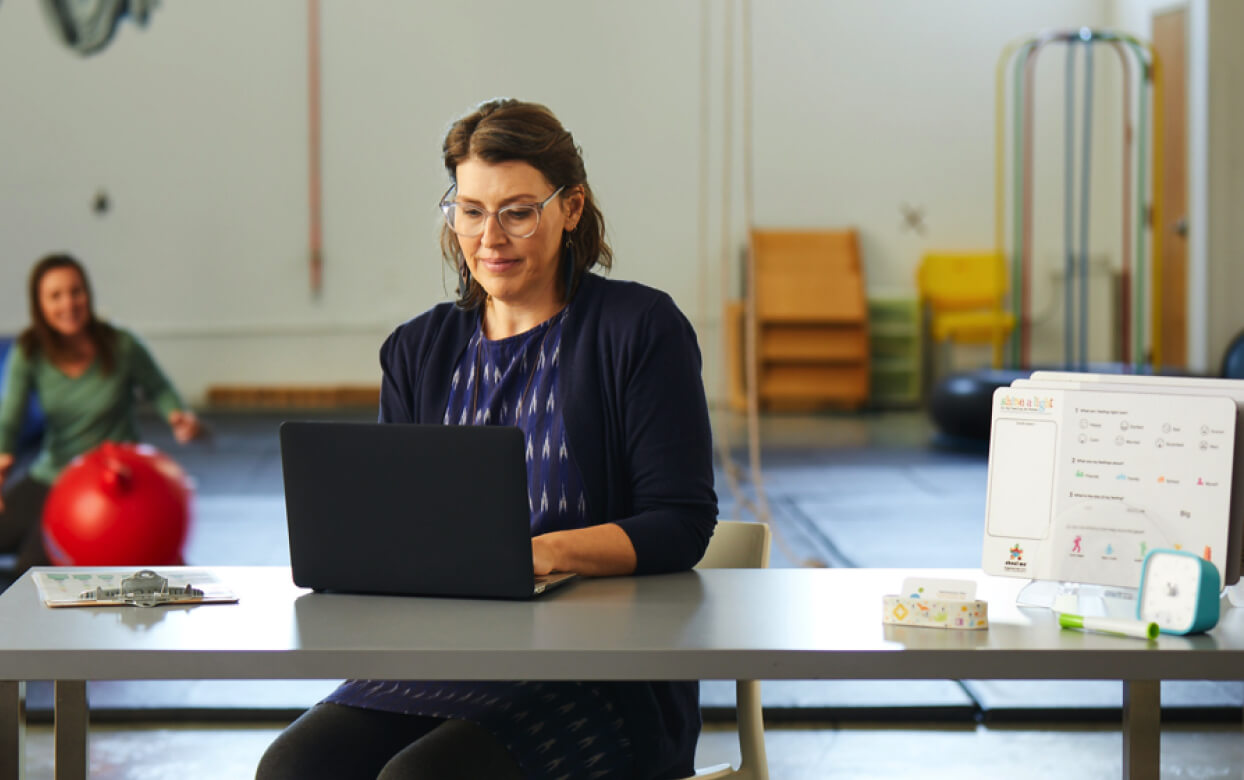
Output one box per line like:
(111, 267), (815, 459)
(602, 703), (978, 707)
(1153, 6), (1189, 368)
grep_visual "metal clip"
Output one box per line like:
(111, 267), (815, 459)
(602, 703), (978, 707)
(79, 569), (204, 607)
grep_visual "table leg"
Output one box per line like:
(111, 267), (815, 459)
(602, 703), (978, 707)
(0, 681), (26, 780)
(1122, 679), (1159, 780)
(53, 681), (87, 780)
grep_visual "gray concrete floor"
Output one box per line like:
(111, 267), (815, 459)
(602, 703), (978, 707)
(13, 407), (1244, 777)
(20, 721), (1244, 779)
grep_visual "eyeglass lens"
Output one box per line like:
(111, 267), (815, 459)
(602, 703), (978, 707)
(444, 203), (541, 239)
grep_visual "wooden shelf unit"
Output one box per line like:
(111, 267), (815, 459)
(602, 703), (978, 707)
(729, 229), (870, 411)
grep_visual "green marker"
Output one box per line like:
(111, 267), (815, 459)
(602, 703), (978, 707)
(1059, 613), (1159, 641)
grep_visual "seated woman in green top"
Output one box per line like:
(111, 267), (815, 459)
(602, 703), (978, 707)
(0, 254), (203, 577)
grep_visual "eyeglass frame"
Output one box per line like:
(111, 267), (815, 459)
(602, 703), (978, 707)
(439, 185), (566, 240)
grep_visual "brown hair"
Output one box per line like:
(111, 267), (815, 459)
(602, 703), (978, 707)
(440, 98), (612, 309)
(18, 253), (116, 374)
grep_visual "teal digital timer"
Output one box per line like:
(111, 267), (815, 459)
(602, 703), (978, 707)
(1137, 548), (1221, 635)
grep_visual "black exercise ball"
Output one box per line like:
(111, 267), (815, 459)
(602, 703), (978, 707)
(928, 369), (1031, 441)
(1221, 330), (1244, 379)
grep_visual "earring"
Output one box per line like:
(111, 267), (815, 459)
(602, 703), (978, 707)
(562, 235), (576, 302)
(457, 256), (472, 300)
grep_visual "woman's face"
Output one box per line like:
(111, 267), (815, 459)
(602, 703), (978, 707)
(38, 266), (91, 339)
(453, 157), (581, 310)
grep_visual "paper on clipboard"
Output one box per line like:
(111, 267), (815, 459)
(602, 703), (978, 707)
(982, 386), (1237, 587)
(32, 569), (238, 608)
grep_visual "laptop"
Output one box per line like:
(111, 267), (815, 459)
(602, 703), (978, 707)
(279, 421), (577, 599)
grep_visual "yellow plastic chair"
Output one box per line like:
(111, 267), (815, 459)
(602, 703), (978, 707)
(686, 521), (771, 780)
(916, 251), (1015, 370)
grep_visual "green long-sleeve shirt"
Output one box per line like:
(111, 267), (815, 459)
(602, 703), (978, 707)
(0, 327), (186, 484)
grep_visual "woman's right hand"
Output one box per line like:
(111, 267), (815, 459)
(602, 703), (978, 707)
(0, 453), (13, 512)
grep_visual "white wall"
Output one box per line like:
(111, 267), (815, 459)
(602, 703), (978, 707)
(741, 1), (1126, 370)
(0, 0), (1124, 405)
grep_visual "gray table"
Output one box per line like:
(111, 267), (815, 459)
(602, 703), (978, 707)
(2, 566), (1242, 779)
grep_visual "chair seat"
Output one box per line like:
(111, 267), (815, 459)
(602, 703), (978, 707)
(930, 311), (1015, 343)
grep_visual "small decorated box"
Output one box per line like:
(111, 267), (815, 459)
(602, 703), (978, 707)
(882, 577), (988, 630)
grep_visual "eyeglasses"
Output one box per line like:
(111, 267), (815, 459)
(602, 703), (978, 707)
(439, 185), (564, 239)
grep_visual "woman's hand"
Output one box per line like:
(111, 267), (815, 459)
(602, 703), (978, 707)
(0, 452), (13, 512)
(168, 410), (203, 444)
(532, 534), (558, 576)
(531, 523), (637, 577)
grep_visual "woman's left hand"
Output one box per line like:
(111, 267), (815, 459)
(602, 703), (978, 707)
(168, 410), (203, 443)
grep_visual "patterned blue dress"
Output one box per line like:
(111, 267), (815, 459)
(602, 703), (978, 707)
(326, 306), (635, 779)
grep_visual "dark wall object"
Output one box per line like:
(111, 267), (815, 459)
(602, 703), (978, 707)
(41, 0), (156, 56)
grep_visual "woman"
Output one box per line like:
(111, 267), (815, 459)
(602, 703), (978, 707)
(256, 100), (717, 779)
(0, 254), (202, 576)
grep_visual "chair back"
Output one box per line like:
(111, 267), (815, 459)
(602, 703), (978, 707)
(917, 251), (1008, 313)
(689, 521), (773, 780)
(696, 521), (771, 570)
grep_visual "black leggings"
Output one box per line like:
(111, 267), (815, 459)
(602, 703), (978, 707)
(0, 476), (51, 576)
(254, 703), (525, 780)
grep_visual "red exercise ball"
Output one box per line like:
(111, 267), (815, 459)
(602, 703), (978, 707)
(42, 442), (193, 566)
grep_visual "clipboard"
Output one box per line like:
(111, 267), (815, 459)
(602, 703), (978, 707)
(32, 568), (238, 608)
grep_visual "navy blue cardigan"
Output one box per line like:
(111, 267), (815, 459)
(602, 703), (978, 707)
(378, 272), (718, 779)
